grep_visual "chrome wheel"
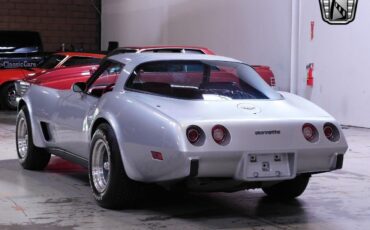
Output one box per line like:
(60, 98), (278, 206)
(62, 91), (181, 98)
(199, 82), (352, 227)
(16, 107), (51, 170)
(7, 85), (17, 108)
(17, 116), (28, 160)
(92, 138), (111, 193)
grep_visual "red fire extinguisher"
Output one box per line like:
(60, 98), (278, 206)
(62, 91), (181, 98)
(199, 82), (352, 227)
(306, 63), (314, 87)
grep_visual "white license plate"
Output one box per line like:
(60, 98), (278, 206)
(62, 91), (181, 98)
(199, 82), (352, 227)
(243, 153), (295, 180)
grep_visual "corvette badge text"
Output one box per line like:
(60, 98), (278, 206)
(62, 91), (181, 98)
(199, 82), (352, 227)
(319, 0), (358, 25)
(255, 130), (281, 135)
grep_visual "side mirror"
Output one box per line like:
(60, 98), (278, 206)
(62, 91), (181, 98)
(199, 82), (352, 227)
(72, 82), (87, 93)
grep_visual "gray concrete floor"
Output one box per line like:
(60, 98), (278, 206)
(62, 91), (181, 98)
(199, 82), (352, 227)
(0, 111), (369, 230)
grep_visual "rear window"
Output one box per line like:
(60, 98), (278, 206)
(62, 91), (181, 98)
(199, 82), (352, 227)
(125, 60), (281, 100)
(0, 31), (42, 53)
(62, 56), (101, 67)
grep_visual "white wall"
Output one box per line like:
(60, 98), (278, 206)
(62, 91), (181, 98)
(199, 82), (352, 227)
(102, 0), (370, 127)
(102, 0), (293, 91)
(297, 0), (370, 127)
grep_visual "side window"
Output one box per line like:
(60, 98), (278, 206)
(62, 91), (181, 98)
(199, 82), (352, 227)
(87, 61), (124, 97)
(62, 56), (101, 67)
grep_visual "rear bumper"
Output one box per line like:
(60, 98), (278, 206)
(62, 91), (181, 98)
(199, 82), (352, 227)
(128, 145), (347, 184)
(189, 149), (344, 179)
(157, 152), (343, 192)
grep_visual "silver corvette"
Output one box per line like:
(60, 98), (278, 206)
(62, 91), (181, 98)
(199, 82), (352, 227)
(16, 53), (348, 209)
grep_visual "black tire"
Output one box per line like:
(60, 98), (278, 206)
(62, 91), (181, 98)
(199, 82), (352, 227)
(89, 123), (143, 209)
(262, 174), (310, 199)
(16, 106), (51, 170)
(0, 82), (18, 110)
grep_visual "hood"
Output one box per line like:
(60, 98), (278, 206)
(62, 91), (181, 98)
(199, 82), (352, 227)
(24, 65), (96, 84)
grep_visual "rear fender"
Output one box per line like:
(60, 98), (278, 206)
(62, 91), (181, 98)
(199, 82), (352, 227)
(90, 93), (188, 182)
(18, 97), (46, 148)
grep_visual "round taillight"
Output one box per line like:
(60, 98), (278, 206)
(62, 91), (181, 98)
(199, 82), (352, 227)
(324, 126), (333, 139)
(302, 123), (318, 142)
(212, 125), (228, 144)
(186, 126), (202, 144)
(323, 123), (340, 142)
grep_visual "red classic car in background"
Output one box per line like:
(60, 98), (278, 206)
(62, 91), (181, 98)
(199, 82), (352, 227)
(14, 46), (277, 107)
(18, 64), (98, 92)
(110, 46), (277, 87)
(253, 65), (276, 86)
(108, 46), (216, 55)
(17, 47), (216, 93)
(0, 52), (104, 110)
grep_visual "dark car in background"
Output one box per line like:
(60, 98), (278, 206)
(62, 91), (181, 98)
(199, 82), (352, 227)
(0, 31), (44, 69)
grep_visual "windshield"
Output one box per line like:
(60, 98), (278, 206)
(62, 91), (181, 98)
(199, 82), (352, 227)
(62, 56), (102, 67)
(38, 55), (65, 69)
(125, 60), (282, 100)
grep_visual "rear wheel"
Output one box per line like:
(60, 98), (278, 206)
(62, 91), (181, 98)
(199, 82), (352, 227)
(1, 82), (18, 110)
(16, 106), (51, 170)
(262, 174), (310, 199)
(89, 123), (143, 209)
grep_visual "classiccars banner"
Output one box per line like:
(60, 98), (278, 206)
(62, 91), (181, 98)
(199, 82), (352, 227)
(0, 58), (42, 69)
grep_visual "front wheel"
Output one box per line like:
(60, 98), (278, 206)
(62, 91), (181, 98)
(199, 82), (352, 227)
(89, 123), (143, 209)
(16, 106), (51, 170)
(262, 174), (310, 199)
(1, 82), (18, 110)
